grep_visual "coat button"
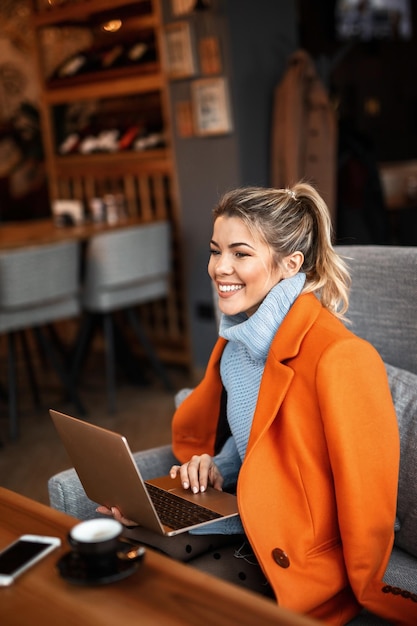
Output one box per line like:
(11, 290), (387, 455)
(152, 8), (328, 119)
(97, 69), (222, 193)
(272, 548), (290, 568)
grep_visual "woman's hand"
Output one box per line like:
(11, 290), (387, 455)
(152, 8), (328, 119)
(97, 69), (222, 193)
(96, 505), (138, 527)
(170, 454), (224, 493)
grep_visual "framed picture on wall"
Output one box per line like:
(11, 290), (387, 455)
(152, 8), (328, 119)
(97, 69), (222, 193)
(163, 21), (197, 79)
(191, 77), (233, 136)
(170, 0), (195, 16)
(199, 36), (222, 75)
(175, 100), (194, 138)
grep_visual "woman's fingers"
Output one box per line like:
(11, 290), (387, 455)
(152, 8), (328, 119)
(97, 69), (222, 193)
(170, 455), (222, 493)
(96, 505), (112, 516)
(169, 464), (181, 478)
(95, 505), (137, 527)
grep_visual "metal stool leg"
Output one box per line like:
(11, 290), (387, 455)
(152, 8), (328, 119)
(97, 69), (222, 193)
(19, 330), (41, 409)
(7, 333), (19, 441)
(102, 313), (116, 414)
(112, 317), (147, 386)
(70, 313), (97, 385)
(125, 308), (173, 392)
(33, 326), (86, 417)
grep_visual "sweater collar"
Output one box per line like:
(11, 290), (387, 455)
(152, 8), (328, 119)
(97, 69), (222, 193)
(219, 273), (306, 361)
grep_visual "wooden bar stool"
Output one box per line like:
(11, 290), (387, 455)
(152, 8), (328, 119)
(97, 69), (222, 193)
(71, 221), (173, 414)
(0, 240), (85, 440)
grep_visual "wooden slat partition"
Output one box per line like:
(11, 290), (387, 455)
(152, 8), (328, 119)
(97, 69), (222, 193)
(137, 176), (153, 220)
(52, 158), (190, 366)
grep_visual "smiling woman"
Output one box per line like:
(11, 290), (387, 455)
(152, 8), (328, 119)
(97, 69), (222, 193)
(167, 182), (416, 624)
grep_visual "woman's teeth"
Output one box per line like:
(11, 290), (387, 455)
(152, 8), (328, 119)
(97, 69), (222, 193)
(219, 284), (243, 292)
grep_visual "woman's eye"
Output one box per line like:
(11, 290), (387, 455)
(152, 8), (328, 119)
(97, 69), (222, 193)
(209, 248), (220, 256)
(235, 251), (248, 258)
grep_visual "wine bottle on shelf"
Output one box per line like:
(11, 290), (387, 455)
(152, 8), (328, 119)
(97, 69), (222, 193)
(118, 125), (143, 150)
(56, 53), (88, 79)
(78, 129), (120, 154)
(96, 129), (120, 152)
(133, 130), (165, 151)
(53, 44), (112, 80)
(125, 40), (157, 66)
(127, 42), (148, 63)
(57, 121), (97, 155)
(100, 44), (125, 70)
(58, 132), (81, 155)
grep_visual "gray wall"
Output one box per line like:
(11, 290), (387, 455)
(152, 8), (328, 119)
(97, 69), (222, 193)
(162, 1), (297, 369)
(223, 1), (297, 186)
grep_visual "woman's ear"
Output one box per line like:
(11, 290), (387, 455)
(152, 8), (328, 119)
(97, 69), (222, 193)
(283, 251), (304, 277)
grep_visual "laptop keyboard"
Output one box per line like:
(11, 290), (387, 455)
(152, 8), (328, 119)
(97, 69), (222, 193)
(146, 482), (222, 530)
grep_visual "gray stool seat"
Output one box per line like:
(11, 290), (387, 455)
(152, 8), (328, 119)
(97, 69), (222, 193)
(72, 220), (173, 413)
(0, 240), (84, 440)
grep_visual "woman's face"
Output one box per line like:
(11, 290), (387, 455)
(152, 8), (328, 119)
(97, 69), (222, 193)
(208, 216), (285, 317)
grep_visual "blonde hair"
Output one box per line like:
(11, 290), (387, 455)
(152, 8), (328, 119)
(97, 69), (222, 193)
(213, 182), (351, 319)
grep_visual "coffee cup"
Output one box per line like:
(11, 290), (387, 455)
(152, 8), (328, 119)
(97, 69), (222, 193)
(68, 519), (123, 570)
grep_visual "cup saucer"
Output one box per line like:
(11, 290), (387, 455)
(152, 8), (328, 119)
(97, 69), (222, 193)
(57, 541), (145, 586)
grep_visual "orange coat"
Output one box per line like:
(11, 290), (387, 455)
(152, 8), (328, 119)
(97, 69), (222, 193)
(172, 294), (417, 625)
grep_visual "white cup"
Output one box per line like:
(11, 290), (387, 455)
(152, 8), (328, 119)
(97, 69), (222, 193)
(68, 519), (123, 557)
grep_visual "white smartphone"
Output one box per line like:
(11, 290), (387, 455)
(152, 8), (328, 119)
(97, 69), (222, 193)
(0, 534), (61, 586)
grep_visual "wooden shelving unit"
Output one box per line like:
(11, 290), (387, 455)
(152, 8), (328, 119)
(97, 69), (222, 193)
(32, 0), (153, 26)
(29, 0), (192, 369)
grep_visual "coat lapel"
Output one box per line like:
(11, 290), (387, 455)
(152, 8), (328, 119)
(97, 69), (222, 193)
(246, 293), (321, 455)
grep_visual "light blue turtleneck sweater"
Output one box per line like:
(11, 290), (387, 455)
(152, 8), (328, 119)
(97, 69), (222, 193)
(191, 273), (306, 535)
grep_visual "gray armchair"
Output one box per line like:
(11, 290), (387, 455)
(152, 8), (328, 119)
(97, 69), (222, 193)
(48, 246), (417, 625)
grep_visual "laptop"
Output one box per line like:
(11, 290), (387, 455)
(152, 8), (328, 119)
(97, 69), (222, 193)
(49, 409), (239, 537)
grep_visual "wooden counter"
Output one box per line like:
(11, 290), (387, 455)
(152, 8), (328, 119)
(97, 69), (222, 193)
(0, 217), (143, 251)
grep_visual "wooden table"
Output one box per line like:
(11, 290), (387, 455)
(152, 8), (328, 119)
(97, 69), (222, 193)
(0, 217), (143, 250)
(0, 487), (321, 626)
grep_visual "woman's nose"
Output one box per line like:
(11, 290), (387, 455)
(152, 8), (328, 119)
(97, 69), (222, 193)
(214, 255), (233, 275)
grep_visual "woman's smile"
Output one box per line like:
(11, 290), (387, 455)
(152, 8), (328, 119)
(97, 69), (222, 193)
(218, 282), (244, 294)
